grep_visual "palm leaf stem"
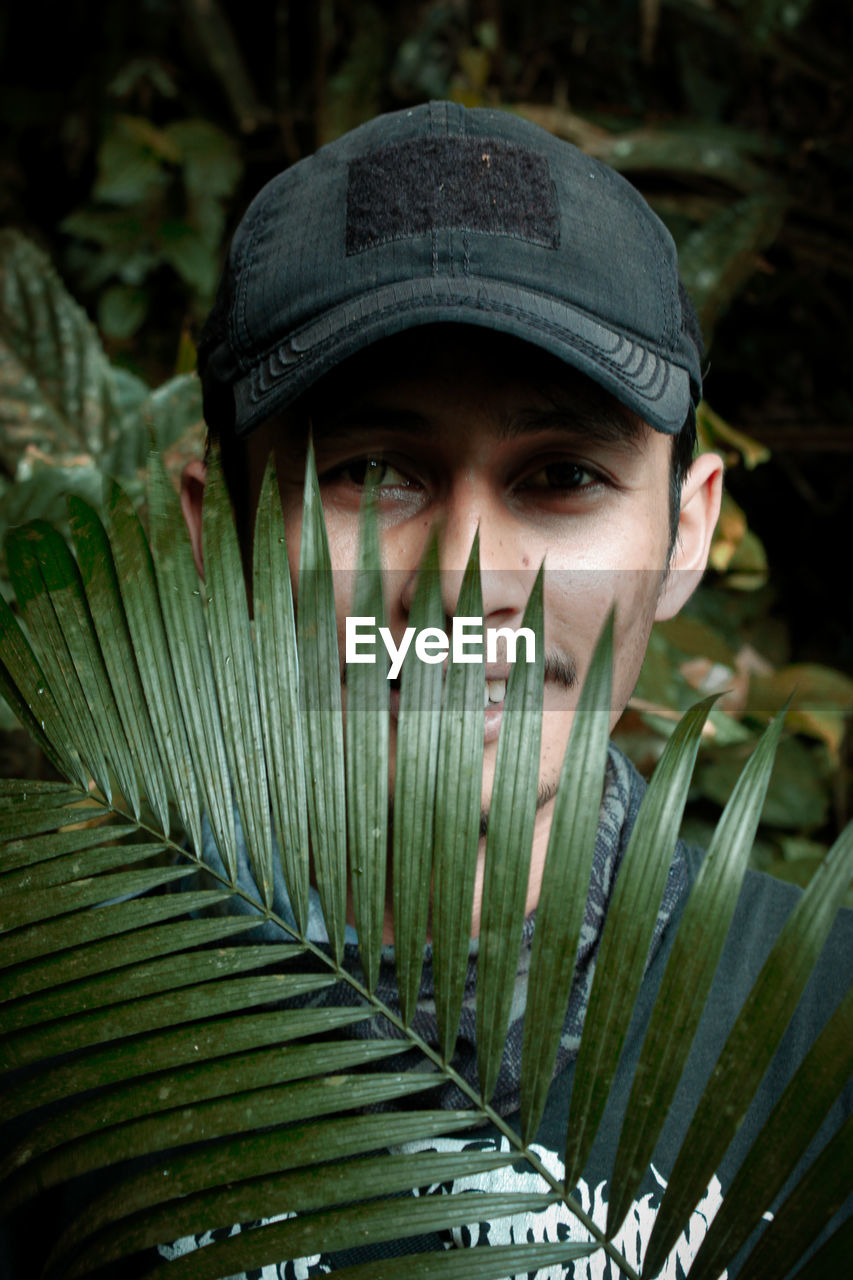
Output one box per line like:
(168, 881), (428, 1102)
(1, 786), (633, 1273)
(157, 842), (640, 1270)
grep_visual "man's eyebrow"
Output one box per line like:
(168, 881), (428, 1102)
(498, 402), (647, 447)
(308, 398), (647, 447)
(308, 406), (429, 440)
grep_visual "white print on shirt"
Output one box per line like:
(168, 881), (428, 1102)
(157, 1220), (331, 1279)
(400, 1135), (727, 1279)
(158, 1135), (729, 1279)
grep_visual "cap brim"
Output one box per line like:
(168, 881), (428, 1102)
(233, 276), (691, 437)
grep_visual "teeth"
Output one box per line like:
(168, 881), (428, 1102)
(485, 678), (507, 706)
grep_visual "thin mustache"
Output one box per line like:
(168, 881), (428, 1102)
(543, 651), (577, 690)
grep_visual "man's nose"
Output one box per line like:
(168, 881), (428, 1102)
(399, 484), (534, 624)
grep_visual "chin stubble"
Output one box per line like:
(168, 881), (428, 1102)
(477, 648), (576, 837)
(480, 777), (560, 837)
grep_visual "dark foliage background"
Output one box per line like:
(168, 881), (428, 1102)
(1, 0), (851, 874)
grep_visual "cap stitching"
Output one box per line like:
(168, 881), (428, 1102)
(346, 222), (561, 255)
(249, 294), (679, 405)
(246, 280), (682, 378)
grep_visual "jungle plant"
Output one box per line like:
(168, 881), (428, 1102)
(61, 108), (242, 341)
(0, 432), (851, 1279)
(0, 229), (203, 652)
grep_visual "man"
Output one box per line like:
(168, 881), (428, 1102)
(176, 102), (850, 1275)
(181, 100), (722, 926)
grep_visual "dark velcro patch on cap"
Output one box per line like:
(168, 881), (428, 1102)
(346, 136), (559, 254)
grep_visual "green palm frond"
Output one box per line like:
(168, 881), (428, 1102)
(0, 442), (851, 1280)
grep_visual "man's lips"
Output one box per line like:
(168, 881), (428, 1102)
(345, 657), (575, 747)
(482, 697), (505, 743)
(383, 669), (517, 744)
(386, 682), (507, 742)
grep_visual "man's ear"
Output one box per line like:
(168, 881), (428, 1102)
(655, 450), (724, 621)
(180, 458), (207, 578)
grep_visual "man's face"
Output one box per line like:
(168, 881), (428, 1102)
(243, 329), (703, 853)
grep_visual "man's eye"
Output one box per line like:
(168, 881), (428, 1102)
(334, 458), (409, 488)
(521, 461), (596, 490)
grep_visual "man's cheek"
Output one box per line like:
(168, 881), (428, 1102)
(610, 572), (661, 705)
(543, 569), (656, 706)
(542, 569), (610, 665)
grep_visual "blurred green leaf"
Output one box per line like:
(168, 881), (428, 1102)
(118, 115), (183, 163)
(135, 373), (203, 455)
(165, 120), (242, 201)
(0, 466), (106, 566)
(679, 195), (785, 339)
(475, 19), (499, 52)
(107, 365), (150, 421)
(159, 222), (220, 297)
(109, 58), (178, 101)
(0, 234), (205, 619)
(98, 284), (148, 340)
(629, 628), (751, 749)
(697, 402), (771, 470)
(748, 663), (853, 720)
(747, 663), (853, 759)
(696, 735), (830, 832)
(0, 230), (126, 469)
(61, 112), (242, 329)
(325, 3), (390, 141)
(743, 0), (816, 44)
(655, 615), (739, 669)
(519, 109), (772, 192)
(60, 209), (148, 257)
(93, 127), (169, 207)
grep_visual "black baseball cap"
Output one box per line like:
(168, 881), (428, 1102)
(201, 100), (702, 437)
